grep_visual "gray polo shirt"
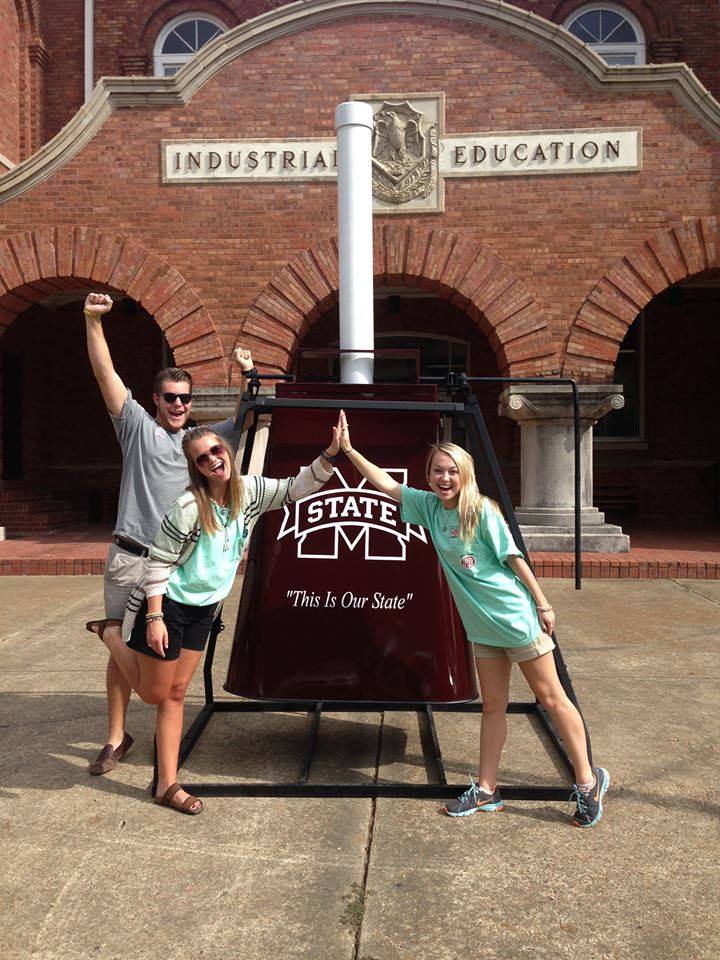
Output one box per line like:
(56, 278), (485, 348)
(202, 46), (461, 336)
(111, 390), (233, 548)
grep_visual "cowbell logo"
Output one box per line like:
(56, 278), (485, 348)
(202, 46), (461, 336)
(277, 467), (427, 561)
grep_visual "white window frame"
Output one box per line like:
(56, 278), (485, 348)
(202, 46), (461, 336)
(564, 3), (646, 65)
(154, 12), (227, 77)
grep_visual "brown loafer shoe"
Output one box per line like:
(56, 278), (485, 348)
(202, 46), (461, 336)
(89, 731), (134, 776)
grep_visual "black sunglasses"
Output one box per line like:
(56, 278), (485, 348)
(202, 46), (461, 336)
(160, 391), (192, 405)
(195, 444), (226, 467)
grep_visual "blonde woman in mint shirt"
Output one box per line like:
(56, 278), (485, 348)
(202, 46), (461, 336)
(339, 411), (608, 828)
(98, 419), (341, 815)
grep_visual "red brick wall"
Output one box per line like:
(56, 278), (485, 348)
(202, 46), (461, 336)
(41, 0), (84, 144)
(0, 0), (21, 167)
(34, 0), (720, 144)
(40, 0), (245, 138)
(4, 16), (716, 369)
(6, 5), (716, 526)
(667, 0), (720, 93)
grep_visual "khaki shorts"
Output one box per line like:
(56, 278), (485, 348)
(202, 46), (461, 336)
(472, 632), (555, 663)
(103, 544), (146, 619)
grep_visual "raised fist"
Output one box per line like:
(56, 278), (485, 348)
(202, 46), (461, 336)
(232, 347), (255, 373)
(84, 292), (113, 317)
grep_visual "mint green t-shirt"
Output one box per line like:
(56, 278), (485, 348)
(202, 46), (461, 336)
(400, 486), (542, 648)
(166, 504), (248, 607)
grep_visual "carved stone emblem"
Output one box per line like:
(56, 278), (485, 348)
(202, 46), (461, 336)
(371, 100), (438, 205)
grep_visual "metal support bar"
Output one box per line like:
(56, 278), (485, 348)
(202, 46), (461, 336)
(161, 699), (577, 800)
(169, 782), (571, 800)
(299, 703), (323, 785)
(417, 705), (447, 785)
(463, 391), (529, 559)
(202, 614), (222, 705)
(535, 704), (575, 778)
(252, 397), (465, 413)
(177, 704), (214, 772)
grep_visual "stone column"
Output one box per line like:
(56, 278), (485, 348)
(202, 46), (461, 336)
(498, 383), (630, 552)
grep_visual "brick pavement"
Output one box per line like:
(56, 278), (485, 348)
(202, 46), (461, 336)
(1, 523), (718, 578)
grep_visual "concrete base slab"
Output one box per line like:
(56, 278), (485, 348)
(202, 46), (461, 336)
(1, 575), (719, 959)
(519, 524), (631, 552)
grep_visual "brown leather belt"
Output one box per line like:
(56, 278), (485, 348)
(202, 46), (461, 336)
(112, 535), (149, 558)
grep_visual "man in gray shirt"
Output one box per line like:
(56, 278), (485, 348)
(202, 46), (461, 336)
(83, 292), (253, 775)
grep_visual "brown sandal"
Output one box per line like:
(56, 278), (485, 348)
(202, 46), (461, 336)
(85, 618), (122, 641)
(155, 782), (203, 815)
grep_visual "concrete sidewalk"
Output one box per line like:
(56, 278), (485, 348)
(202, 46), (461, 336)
(1, 577), (718, 960)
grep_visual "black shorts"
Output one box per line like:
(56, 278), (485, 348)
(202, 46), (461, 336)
(128, 596), (216, 661)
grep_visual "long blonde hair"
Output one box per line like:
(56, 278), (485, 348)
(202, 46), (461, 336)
(425, 442), (493, 544)
(182, 426), (244, 535)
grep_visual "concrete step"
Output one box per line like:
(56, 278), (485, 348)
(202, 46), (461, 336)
(520, 524), (631, 552)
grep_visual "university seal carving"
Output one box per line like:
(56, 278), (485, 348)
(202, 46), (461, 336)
(371, 101), (438, 205)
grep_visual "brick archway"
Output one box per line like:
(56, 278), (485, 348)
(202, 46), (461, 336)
(0, 226), (227, 383)
(562, 217), (720, 380)
(236, 226), (551, 381)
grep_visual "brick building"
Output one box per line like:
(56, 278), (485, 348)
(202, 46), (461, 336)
(0, 0), (718, 547)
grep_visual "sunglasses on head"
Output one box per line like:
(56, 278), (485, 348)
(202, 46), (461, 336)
(160, 391), (192, 405)
(195, 444), (226, 467)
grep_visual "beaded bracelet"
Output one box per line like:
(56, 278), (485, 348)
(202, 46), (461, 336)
(320, 449), (337, 464)
(146, 613), (164, 622)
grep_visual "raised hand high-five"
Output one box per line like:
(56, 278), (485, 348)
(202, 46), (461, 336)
(338, 409), (352, 453)
(339, 410), (401, 501)
(326, 411), (343, 458)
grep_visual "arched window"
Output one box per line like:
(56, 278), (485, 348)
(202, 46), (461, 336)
(154, 13), (227, 77)
(565, 4), (646, 65)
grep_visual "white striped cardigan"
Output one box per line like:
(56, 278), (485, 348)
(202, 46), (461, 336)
(122, 456), (334, 639)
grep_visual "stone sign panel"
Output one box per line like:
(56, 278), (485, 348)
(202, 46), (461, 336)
(161, 91), (641, 213)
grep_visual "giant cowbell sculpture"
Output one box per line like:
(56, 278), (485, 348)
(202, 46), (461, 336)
(226, 103), (478, 702)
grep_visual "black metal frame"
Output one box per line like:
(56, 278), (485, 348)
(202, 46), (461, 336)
(153, 372), (591, 801)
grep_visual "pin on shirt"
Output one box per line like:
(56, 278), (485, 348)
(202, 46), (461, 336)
(461, 554), (476, 569)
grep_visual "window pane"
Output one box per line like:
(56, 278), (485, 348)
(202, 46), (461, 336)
(575, 11), (601, 42)
(604, 20), (637, 42)
(197, 20), (223, 46)
(596, 322), (641, 437)
(599, 10), (623, 39)
(163, 64), (182, 76)
(602, 53), (637, 64)
(374, 334), (469, 383)
(174, 21), (198, 50)
(162, 31), (190, 54)
(450, 341), (468, 371)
